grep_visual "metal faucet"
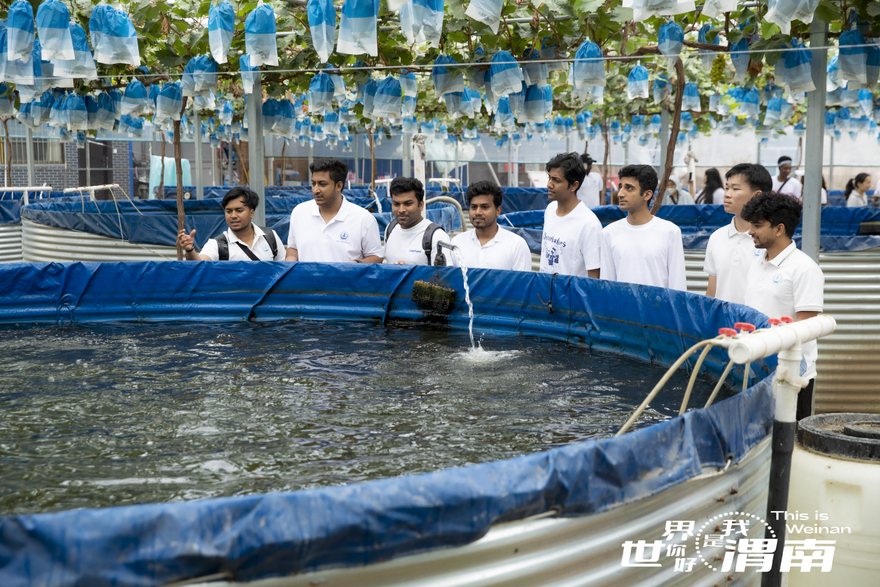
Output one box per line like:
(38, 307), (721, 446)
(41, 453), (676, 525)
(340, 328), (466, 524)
(435, 241), (461, 267)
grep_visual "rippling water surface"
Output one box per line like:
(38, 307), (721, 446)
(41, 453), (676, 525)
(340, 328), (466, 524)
(0, 321), (732, 515)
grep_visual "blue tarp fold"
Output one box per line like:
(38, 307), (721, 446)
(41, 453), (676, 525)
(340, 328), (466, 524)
(0, 260), (774, 587)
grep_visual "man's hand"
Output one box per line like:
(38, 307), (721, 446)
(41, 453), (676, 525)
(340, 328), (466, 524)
(177, 229), (199, 260)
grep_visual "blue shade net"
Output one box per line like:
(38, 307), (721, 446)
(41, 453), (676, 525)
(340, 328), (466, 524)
(653, 73), (667, 105)
(465, 0), (502, 33)
(209, 1), (235, 64)
(373, 75), (402, 120)
(765, 0), (820, 35)
(783, 39), (814, 93)
(697, 24), (718, 69)
(681, 82), (700, 111)
(36, 0), (73, 60)
(626, 65), (649, 100)
(239, 54), (259, 94)
(245, 1), (278, 66)
(337, 0), (379, 56)
(121, 79), (150, 116)
(657, 21), (683, 72)
(432, 54), (464, 97)
(489, 51), (524, 98)
(156, 81), (183, 121)
(93, 4), (140, 66)
(51, 24), (98, 82)
(7, 0), (34, 63)
(307, 0), (336, 62)
(838, 28), (867, 87)
(400, 0), (443, 48)
(730, 37), (750, 83)
(308, 72), (334, 115)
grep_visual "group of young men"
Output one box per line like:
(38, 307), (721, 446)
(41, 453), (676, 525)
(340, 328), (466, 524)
(177, 155), (824, 418)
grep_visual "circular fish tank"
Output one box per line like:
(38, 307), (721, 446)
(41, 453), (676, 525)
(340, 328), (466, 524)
(0, 261), (777, 586)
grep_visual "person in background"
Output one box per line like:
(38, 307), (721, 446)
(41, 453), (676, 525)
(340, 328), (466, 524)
(601, 164), (687, 291)
(285, 158), (383, 263)
(540, 152), (604, 278)
(579, 153), (604, 208)
(695, 168), (725, 205)
(451, 181), (531, 271)
(177, 187), (285, 261)
(845, 173), (872, 207)
(703, 163), (772, 303)
(795, 170), (828, 206)
(659, 173), (695, 206)
(772, 155), (803, 201)
(384, 176), (452, 266)
(741, 192), (824, 420)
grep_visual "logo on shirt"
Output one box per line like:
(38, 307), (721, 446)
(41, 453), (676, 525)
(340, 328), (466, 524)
(262, 245), (270, 253)
(546, 246), (560, 266)
(772, 273), (783, 285)
(340, 231), (349, 241)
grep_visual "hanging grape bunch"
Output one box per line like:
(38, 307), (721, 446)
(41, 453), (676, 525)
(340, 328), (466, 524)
(710, 54), (726, 84)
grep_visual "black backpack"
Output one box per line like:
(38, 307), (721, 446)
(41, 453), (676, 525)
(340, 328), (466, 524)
(215, 228), (278, 261)
(384, 219), (442, 265)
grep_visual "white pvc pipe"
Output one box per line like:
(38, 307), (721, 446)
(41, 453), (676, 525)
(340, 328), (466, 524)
(424, 195), (466, 232)
(717, 315), (837, 365)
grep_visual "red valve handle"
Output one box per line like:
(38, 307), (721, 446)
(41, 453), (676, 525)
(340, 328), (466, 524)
(767, 318), (781, 326)
(719, 328), (738, 337)
(780, 316), (794, 323)
(734, 322), (756, 332)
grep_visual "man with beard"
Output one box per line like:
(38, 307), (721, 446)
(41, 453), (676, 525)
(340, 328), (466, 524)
(539, 152), (604, 278)
(451, 180), (531, 271)
(742, 192), (824, 419)
(177, 187), (285, 261)
(383, 176), (452, 266)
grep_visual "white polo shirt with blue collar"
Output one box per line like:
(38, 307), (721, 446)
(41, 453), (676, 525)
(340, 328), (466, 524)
(743, 241), (824, 379)
(287, 196), (384, 263)
(703, 217), (761, 305)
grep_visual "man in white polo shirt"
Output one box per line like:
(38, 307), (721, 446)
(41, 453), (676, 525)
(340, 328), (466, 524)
(384, 176), (452, 266)
(539, 152), (604, 278)
(600, 164), (687, 290)
(704, 163), (772, 304)
(285, 158), (383, 264)
(177, 187), (285, 261)
(579, 153), (604, 208)
(742, 191), (824, 420)
(451, 180), (531, 271)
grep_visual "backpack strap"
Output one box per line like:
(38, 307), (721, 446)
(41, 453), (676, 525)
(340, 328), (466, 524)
(422, 222), (441, 265)
(384, 218), (399, 241)
(260, 227), (278, 259)
(214, 233), (229, 261)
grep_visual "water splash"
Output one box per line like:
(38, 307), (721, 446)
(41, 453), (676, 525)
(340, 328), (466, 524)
(457, 344), (520, 363)
(452, 249), (475, 349)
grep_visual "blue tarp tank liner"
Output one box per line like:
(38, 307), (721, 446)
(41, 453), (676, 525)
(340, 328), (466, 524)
(0, 192), (75, 226)
(501, 206), (880, 253)
(19, 197), (461, 249)
(0, 261), (773, 587)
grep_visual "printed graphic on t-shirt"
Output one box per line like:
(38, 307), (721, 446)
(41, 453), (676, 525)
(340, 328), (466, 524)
(340, 231), (349, 241)
(543, 234), (565, 266)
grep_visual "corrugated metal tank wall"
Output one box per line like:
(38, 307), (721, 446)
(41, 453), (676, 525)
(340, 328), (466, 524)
(21, 219), (177, 262)
(0, 225), (22, 263)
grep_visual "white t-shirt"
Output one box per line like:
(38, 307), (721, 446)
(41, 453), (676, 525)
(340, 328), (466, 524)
(711, 187), (724, 205)
(743, 241), (824, 379)
(600, 216), (687, 291)
(451, 226), (532, 272)
(847, 191), (868, 207)
(199, 225), (285, 261)
(772, 176), (803, 201)
(287, 197), (383, 263)
(580, 171), (604, 208)
(703, 218), (761, 305)
(539, 201), (603, 277)
(384, 217), (452, 266)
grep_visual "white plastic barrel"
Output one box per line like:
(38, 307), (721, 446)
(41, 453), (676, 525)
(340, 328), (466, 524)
(787, 414), (880, 585)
